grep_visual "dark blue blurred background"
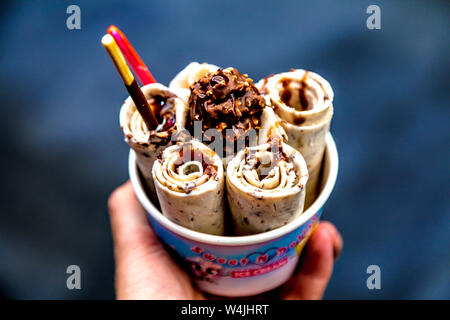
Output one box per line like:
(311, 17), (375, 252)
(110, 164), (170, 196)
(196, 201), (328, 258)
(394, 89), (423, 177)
(0, 0), (449, 299)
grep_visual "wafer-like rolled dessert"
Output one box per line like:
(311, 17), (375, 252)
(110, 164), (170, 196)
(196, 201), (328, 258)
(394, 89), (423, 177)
(226, 138), (308, 235)
(152, 140), (225, 235)
(257, 69), (333, 208)
(120, 83), (188, 201)
(258, 106), (288, 145)
(169, 62), (219, 101)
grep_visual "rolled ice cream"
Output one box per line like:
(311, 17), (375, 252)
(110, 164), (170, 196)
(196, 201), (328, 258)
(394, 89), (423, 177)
(120, 83), (188, 201)
(152, 140), (226, 235)
(226, 140), (308, 235)
(257, 69), (333, 208)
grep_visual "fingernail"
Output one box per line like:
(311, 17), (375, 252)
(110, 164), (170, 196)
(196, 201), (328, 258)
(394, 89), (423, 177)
(333, 245), (341, 261)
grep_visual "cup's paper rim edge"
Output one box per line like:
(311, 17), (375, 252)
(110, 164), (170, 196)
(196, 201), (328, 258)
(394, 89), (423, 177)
(129, 132), (339, 246)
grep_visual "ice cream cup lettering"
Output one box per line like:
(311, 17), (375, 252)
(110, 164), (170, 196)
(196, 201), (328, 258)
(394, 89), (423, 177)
(129, 133), (338, 297)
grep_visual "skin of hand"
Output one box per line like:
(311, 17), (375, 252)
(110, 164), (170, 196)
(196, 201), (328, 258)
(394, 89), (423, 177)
(108, 181), (343, 300)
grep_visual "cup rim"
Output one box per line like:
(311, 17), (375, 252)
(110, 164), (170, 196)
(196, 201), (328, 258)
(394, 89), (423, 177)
(129, 133), (338, 246)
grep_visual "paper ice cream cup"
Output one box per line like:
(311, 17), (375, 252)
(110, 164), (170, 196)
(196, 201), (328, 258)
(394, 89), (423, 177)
(129, 133), (338, 297)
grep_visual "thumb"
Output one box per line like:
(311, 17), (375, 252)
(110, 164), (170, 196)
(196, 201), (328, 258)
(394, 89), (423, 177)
(107, 181), (201, 300)
(282, 222), (338, 300)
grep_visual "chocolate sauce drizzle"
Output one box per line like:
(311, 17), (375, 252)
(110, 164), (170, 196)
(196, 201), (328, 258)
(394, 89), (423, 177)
(146, 92), (177, 145)
(279, 72), (312, 111)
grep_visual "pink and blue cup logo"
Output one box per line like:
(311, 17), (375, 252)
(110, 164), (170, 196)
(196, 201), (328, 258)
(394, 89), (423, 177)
(149, 210), (321, 284)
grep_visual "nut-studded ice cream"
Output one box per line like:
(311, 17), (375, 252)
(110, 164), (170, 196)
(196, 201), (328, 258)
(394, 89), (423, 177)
(188, 67), (266, 164)
(169, 62), (220, 101)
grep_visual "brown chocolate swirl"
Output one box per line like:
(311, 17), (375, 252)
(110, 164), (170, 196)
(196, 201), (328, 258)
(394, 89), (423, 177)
(188, 67), (266, 148)
(147, 92), (177, 145)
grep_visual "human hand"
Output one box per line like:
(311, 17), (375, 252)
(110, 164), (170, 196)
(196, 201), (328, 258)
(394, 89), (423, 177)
(108, 181), (343, 300)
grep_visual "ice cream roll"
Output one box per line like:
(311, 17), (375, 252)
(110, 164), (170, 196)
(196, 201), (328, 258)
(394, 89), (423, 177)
(120, 83), (189, 202)
(257, 69), (334, 209)
(169, 62), (220, 102)
(258, 106), (288, 145)
(226, 139), (308, 235)
(152, 140), (225, 235)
